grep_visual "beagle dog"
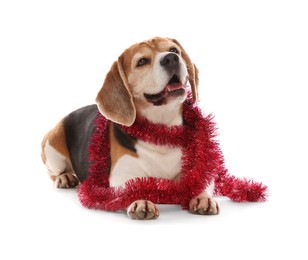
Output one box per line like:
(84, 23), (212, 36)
(41, 37), (219, 219)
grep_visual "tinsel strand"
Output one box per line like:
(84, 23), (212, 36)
(78, 99), (268, 211)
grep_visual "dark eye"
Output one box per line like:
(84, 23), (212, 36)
(136, 57), (150, 67)
(169, 47), (179, 54)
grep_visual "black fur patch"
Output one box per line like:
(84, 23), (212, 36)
(63, 105), (98, 181)
(113, 124), (137, 152)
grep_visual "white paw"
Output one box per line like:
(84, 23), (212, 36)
(127, 200), (159, 220)
(54, 172), (79, 188)
(189, 196), (220, 215)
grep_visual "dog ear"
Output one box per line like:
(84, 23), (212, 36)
(96, 59), (136, 126)
(171, 39), (199, 103)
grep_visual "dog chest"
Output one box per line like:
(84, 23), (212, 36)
(135, 140), (183, 179)
(109, 140), (182, 187)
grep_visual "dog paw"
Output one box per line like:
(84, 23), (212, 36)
(127, 200), (159, 220)
(189, 196), (220, 215)
(54, 172), (79, 188)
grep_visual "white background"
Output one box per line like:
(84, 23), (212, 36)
(1, 0), (307, 259)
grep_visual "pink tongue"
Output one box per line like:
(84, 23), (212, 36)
(166, 82), (183, 92)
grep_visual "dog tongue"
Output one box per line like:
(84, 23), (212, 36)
(166, 82), (183, 92)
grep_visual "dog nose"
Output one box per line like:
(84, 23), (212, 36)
(160, 53), (179, 69)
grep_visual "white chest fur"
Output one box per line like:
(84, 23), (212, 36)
(109, 140), (183, 187)
(109, 100), (184, 188)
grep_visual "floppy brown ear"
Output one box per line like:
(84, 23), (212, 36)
(96, 60), (136, 126)
(171, 39), (199, 103)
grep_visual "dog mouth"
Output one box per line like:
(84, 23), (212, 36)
(144, 74), (185, 105)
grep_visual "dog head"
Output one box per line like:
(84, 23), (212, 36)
(96, 37), (199, 126)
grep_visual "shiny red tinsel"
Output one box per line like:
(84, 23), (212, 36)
(78, 100), (268, 211)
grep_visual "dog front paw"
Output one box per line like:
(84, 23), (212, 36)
(189, 196), (220, 215)
(127, 200), (159, 220)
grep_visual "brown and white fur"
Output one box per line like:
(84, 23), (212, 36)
(41, 37), (219, 220)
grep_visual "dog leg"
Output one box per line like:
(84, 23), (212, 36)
(41, 120), (80, 189)
(43, 141), (79, 188)
(127, 200), (160, 220)
(189, 182), (220, 215)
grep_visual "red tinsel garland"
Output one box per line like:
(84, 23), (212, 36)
(78, 100), (268, 211)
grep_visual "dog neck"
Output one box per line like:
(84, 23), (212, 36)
(138, 103), (183, 126)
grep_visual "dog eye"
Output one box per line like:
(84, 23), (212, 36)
(169, 47), (179, 54)
(136, 57), (150, 67)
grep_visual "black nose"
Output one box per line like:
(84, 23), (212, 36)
(160, 53), (179, 69)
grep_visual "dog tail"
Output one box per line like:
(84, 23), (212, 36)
(214, 170), (268, 202)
